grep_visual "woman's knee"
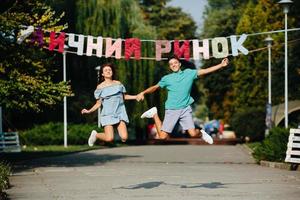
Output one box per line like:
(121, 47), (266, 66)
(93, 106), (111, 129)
(120, 135), (128, 142)
(105, 136), (114, 142)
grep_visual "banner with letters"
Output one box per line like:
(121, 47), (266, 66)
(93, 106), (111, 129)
(19, 26), (249, 61)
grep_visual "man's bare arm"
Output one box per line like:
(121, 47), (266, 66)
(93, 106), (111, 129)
(197, 58), (229, 76)
(137, 85), (160, 101)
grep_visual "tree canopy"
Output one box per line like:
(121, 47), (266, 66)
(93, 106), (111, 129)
(0, 0), (71, 112)
(200, 0), (300, 122)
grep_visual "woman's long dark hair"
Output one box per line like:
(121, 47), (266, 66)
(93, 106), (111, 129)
(98, 63), (116, 83)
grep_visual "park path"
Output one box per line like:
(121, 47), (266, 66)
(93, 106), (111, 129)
(7, 145), (300, 200)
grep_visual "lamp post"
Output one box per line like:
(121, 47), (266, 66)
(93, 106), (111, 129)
(63, 45), (69, 147)
(265, 35), (273, 107)
(265, 35), (273, 135)
(0, 107), (2, 133)
(95, 66), (101, 128)
(278, 0), (293, 128)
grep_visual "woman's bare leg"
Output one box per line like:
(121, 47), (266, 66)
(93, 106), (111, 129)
(96, 125), (114, 142)
(117, 121), (128, 142)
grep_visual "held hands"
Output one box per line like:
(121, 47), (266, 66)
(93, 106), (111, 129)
(136, 92), (144, 102)
(221, 58), (229, 67)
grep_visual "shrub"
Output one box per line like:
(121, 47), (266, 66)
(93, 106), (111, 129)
(252, 127), (289, 162)
(19, 122), (100, 145)
(0, 162), (11, 195)
(230, 107), (265, 141)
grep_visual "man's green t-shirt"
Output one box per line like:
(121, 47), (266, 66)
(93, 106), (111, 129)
(158, 68), (198, 110)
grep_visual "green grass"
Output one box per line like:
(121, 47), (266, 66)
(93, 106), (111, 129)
(21, 145), (102, 152)
(0, 162), (11, 194)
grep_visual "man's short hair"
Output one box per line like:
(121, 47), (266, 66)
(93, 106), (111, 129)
(167, 54), (180, 62)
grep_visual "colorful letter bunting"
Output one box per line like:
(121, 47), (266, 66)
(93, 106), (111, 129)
(211, 37), (229, 58)
(21, 26), (250, 60)
(230, 34), (249, 56)
(105, 38), (122, 59)
(125, 38), (141, 60)
(49, 31), (65, 53)
(174, 40), (190, 61)
(68, 34), (84, 56)
(30, 27), (44, 47)
(155, 40), (171, 61)
(192, 39), (209, 60)
(87, 36), (103, 57)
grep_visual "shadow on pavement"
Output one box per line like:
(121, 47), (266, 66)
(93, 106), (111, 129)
(9, 152), (141, 172)
(114, 181), (228, 190)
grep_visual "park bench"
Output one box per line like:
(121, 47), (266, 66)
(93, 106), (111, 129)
(0, 132), (21, 152)
(285, 128), (300, 169)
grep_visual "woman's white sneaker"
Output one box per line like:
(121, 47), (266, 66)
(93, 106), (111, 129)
(201, 129), (213, 144)
(140, 107), (157, 118)
(88, 130), (97, 147)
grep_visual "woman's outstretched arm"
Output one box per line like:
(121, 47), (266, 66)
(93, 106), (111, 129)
(81, 100), (102, 114)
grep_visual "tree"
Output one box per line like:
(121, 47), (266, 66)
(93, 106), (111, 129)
(68, 0), (158, 139)
(284, 0), (300, 101)
(232, 0), (294, 112)
(139, 0), (196, 40)
(200, 0), (300, 126)
(0, 0), (71, 113)
(200, 0), (248, 122)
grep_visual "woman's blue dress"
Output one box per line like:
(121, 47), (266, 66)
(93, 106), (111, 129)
(94, 84), (129, 126)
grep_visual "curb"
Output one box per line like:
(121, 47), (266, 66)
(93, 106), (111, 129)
(260, 160), (300, 171)
(241, 144), (300, 171)
(145, 138), (242, 145)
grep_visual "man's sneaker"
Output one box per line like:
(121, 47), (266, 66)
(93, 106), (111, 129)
(201, 129), (213, 144)
(141, 107), (157, 119)
(88, 130), (97, 147)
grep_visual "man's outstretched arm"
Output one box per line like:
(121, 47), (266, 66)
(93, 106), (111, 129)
(137, 84), (160, 101)
(197, 58), (229, 76)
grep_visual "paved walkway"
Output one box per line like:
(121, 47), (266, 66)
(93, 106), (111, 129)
(7, 145), (300, 200)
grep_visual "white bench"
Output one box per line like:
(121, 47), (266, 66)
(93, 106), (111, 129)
(0, 132), (21, 152)
(285, 128), (300, 164)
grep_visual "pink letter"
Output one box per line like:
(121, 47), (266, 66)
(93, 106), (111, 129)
(125, 38), (141, 60)
(49, 31), (65, 53)
(105, 38), (122, 59)
(155, 40), (171, 61)
(174, 40), (190, 61)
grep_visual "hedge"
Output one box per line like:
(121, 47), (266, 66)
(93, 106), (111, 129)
(19, 122), (101, 145)
(252, 127), (289, 162)
(0, 162), (11, 198)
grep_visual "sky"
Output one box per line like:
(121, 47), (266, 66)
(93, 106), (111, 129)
(168, 0), (208, 32)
